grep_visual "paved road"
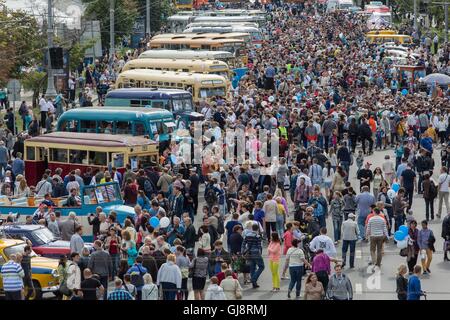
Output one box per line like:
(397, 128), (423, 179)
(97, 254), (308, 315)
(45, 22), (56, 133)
(189, 147), (450, 300)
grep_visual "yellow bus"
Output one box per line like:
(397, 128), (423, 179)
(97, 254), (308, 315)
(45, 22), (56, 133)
(366, 34), (413, 45)
(366, 29), (397, 35)
(148, 38), (246, 65)
(173, 0), (193, 10)
(121, 58), (231, 79)
(115, 69), (228, 102)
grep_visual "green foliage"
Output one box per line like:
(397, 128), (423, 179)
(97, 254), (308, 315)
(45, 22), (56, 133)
(0, 1), (45, 85)
(136, 0), (175, 33)
(68, 39), (99, 72)
(21, 70), (47, 108)
(82, 0), (139, 49)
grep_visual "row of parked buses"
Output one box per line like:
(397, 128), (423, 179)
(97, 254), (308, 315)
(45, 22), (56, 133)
(0, 10), (268, 248)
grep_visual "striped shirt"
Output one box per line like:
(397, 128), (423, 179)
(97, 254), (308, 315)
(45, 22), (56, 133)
(1, 261), (24, 291)
(366, 215), (388, 237)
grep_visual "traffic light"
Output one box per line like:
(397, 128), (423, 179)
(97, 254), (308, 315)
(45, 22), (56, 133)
(49, 47), (64, 69)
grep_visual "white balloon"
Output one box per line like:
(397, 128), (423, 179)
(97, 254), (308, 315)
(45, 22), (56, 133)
(387, 189), (397, 200)
(160, 217), (170, 228)
(396, 238), (408, 249)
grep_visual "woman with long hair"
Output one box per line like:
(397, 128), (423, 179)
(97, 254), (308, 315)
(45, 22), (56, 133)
(396, 264), (408, 300)
(331, 166), (346, 195)
(372, 167), (384, 200)
(322, 161), (335, 201)
(267, 232), (282, 292)
(304, 272), (325, 300)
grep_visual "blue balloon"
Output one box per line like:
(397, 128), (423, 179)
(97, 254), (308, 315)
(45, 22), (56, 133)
(399, 225), (409, 234)
(392, 183), (400, 192)
(394, 230), (407, 241)
(401, 89), (408, 96)
(149, 216), (160, 228)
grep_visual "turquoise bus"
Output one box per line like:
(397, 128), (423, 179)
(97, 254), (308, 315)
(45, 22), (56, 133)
(104, 88), (204, 127)
(56, 107), (176, 150)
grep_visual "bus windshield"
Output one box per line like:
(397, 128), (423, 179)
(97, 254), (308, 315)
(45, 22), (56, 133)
(172, 97), (193, 112)
(200, 87), (226, 98)
(84, 184), (121, 204)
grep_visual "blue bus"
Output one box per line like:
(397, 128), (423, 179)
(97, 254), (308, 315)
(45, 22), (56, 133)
(57, 107), (175, 150)
(104, 88), (204, 127)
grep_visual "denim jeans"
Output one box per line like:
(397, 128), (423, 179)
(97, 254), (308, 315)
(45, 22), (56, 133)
(288, 265), (304, 296)
(249, 255), (265, 285)
(276, 214), (285, 239)
(357, 216), (366, 240)
(342, 240), (356, 268)
(110, 253), (120, 278)
(316, 215), (326, 229)
(340, 161), (350, 176)
(332, 219), (342, 242)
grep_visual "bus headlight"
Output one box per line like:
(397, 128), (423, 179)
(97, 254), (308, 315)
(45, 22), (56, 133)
(51, 269), (59, 278)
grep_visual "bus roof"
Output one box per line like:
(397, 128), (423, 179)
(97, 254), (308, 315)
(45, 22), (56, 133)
(138, 50), (234, 60)
(149, 37), (244, 46)
(192, 16), (265, 23)
(117, 69), (227, 84)
(58, 107), (174, 122)
(186, 22), (259, 28)
(25, 132), (157, 148)
(122, 58), (229, 71)
(105, 88), (192, 100)
(152, 32), (250, 40)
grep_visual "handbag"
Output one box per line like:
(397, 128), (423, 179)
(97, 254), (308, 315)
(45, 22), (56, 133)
(188, 258), (197, 278)
(235, 279), (242, 299)
(399, 248), (408, 257)
(59, 280), (72, 296)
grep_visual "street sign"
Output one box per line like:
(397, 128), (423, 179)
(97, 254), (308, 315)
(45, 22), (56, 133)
(7, 79), (21, 94)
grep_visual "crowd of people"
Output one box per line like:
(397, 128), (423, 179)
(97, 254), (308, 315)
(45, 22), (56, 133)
(0, 0), (450, 301)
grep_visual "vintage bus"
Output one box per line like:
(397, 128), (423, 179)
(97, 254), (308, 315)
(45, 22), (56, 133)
(24, 132), (159, 187)
(366, 34), (412, 45)
(115, 69), (228, 102)
(121, 58), (231, 79)
(104, 88), (204, 127)
(183, 26), (263, 46)
(56, 107), (176, 149)
(148, 37), (245, 56)
(138, 49), (238, 68)
(191, 15), (266, 27)
(151, 32), (252, 44)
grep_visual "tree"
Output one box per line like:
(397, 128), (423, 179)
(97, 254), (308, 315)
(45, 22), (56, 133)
(82, 0), (139, 49)
(0, 2), (45, 85)
(136, 0), (174, 34)
(21, 70), (47, 108)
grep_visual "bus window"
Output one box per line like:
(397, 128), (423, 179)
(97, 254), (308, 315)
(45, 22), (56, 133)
(141, 100), (150, 107)
(26, 147), (35, 161)
(99, 121), (114, 134)
(134, 121), (146, 136)
(130, 100), (141, 107)
(50, 148), (68, 163)
(89, 151), (107, 166)
(112, 153), (124, 168)
(200, 87), (226, 98)
(80, 120), (97, 133)
(152, 101), (164, 109)
(69, 149), (88, 164)
(37, 147), (46, 161)
(116, 121), (132, 135)
(173, 99), (184, 112)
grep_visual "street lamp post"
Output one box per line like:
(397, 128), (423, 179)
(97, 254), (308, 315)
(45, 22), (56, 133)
(146, 0), (151, 37)
(45, 0), (57, 98)
(110, 0), (115, 68)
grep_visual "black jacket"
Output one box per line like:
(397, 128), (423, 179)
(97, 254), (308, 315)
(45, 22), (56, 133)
(442, 215), (450, 240)
(358, 123), (372, 139)
(141, 254), (158, 283)
(183, 224), (197, 249)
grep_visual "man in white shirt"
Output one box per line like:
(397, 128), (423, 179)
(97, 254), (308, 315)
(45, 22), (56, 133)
(366, 208), (388, 270)
(382, 155), (395, 185)
(438, 166), (450, 219)
(309, 227), (337, 258)
(262, 194), (278, 242)
(296, 168), (312, 187)
(39, 94), (49, 127)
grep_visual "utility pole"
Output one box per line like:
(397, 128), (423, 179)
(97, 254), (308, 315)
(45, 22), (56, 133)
(45, 0), (57, 98)
(110, 0), (115, 67)
(414, 0), (418, 32)
(146, 0), (151, 37)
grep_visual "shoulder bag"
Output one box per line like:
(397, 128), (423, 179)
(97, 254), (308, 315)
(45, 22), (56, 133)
(235, 279), (242, 299)
(188, 258), (197, 278)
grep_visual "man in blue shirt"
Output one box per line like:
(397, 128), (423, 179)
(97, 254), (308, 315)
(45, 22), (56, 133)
(396, 157), (408, 180)
(12, 152), (24, 177)
(355, 186), (375, 240)
(127, 256), (148, 300)
(407, 265), (425, 300)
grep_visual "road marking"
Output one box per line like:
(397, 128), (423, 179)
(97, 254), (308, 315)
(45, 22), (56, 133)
(355, 283), (363, 295)
(356, 250), (362, 259)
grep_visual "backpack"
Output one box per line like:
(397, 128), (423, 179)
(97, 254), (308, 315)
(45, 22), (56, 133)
(313, 200), (325, 217)
(143, 179), (155, 197)
(130, 265), (145, 288)
(205, 187), (218, 205)
(216, 215), (225, 235)
(428, 181), (438, 199)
